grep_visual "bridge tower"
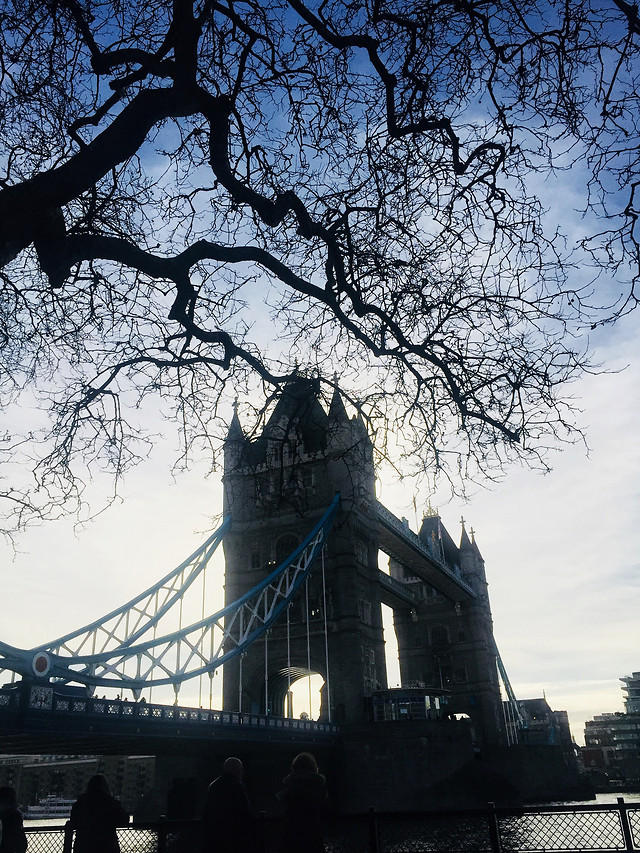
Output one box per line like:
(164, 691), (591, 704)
(222, 377), (387, 723)
(389, 514), (506, 744)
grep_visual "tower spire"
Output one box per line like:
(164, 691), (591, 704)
(460, 516), (472, 550)
(328, 383), (349, 423)
(226, 399), (245, 442)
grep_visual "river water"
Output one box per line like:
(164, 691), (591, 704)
(24, 790), (640, 827)
(547, 791), (640, 805)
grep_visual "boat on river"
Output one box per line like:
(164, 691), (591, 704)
(24, 795), (75, 820)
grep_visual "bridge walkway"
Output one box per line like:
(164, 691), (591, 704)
(0, 684), (338, 756)
(376, 502), (476, 602)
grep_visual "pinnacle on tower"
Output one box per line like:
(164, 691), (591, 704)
(471, 529), (484, 560)
(459, 517), (473, 551)
(226, 400), (245, 443)
(328, 385), (350, 423)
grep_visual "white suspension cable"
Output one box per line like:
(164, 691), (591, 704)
(264, 595), (269, 715)
(286, 601), (291, 718)
(199, 552), (207, 708)
(321, 546), (331, 723)
(239, 610), (244, 712)
(305, 577), (312, 717)
(209, 625), (214, 709)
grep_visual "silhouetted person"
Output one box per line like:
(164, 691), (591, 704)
(277, 752), (326, 853)
(201, 757), (253, 853)
(69, 774), (129, 853)
(0, 787), (27, 853)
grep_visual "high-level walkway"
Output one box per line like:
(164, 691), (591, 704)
(376, 502), (476, 601)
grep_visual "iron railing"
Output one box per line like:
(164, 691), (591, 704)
(0, 687), (338, 738)
(24, 799), (640, 853)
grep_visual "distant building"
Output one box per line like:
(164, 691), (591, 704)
(621, 672), (640, 715)
(582, 671), (640, 788)
(0, 754), (155, 812)
(515, 698), (574, 750)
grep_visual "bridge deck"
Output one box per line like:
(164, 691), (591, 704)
(0, 686), (338, 755)
(376, 502), (475, 602)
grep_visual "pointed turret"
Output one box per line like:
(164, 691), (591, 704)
(224, 401), (247, 476)
(353, 411), (372, 445)
(226, 401), (245, 443)
(471, 528), (484, 561)
(459, 518), (473, 551)
(328, 385), (350, 423)
(326, 384), (356, 454)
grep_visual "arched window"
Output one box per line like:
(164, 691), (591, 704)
(430, 625), (449, 646)
(275, 534), (299, 564)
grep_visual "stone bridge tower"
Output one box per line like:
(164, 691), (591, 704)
(390, 514), (506, 745)
(222, 377), (387, 723)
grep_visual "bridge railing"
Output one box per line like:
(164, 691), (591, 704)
(23, 799), (640, 853)
(0, 686), (339, 737)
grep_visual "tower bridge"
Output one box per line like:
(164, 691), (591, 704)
(0, 379), (584, 810)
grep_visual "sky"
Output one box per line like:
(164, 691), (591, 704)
(1, 306), (638, 745)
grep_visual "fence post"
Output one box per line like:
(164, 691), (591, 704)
(258, 810), (268, 853)
(617, 797), (634, 852)
(487, 802), (502, 853)
(62, 821), (73, 853)
(368, 806), (380, 853)
(157, 814), (167, 853)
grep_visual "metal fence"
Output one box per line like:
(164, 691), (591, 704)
(23, 799), (640, 853)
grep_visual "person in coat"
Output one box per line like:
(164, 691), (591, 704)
(69, 774), (129, 853)
(277, 752), (326, 853)
(0, 787), (27, 853)
(201, 757), (253, 853)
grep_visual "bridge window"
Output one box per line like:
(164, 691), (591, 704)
(275, 534), (299, 564)
(256, 474), (278, 505)
(439, 663), (453, 685)
(362, 647), (378, 696)
(284, 472), (300, 494)
(286, 576), (326, 623)
(355, 538), (368, 565)
(251, 550), (261, 569)
(283, 439), (294, 462)
(358, 597), (372, 625)
(454, 667), (468, 683)
(430, 626), (449, 646)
